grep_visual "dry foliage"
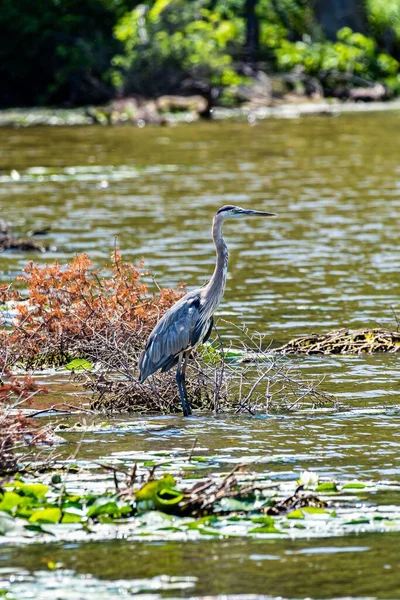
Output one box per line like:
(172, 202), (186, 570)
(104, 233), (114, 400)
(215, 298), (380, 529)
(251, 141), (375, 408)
(0, 247), (184, 368)
(0, 357), (49, 474)
(0, 249), (185, 470)
(86, 323), (334, 414)
(277, 328), (400, 354)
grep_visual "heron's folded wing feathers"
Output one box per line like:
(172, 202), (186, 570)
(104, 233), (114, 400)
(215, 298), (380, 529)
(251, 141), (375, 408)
(139, 294), (202, 381)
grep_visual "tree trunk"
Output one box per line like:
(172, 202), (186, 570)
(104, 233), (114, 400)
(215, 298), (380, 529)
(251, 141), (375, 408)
(245, 0), (259, 66)
(313, 0), (366, 40)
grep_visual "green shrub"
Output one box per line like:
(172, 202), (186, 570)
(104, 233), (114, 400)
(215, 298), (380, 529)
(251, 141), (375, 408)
(0, 0), (134, 107)
(367, 0), (400, 54)
(273, 27), (399, 88)
(112, 0), (244, 96)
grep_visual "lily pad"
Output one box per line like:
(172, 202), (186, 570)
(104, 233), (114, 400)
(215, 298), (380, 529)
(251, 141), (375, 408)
(29, 508), (62, 524)
(65, 358), (93, 371)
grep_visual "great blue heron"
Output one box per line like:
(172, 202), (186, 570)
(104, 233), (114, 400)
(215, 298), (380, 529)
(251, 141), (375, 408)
(138, 205), (275, 416)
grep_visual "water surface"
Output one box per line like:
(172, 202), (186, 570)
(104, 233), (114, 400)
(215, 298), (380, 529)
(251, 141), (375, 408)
(1, 112), (400, 599)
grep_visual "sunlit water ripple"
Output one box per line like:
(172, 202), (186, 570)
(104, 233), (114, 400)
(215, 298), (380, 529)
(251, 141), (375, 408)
(1, 113), (400, 599)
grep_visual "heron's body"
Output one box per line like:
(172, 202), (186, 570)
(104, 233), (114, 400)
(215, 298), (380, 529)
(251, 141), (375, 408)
(138, 205), (274, 416)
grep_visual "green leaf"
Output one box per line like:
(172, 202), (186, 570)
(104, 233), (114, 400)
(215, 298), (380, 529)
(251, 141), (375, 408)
(342, 483), (366, 489)
(29, 508), (61, 524)
(287, 509), (304, 519)
(16, 506), (34, 519)
(251, 515), (276, 526)
(249, 524), (283, 534)
(15, 483), (49, 498)
(315, 482), (338, 492)
(222, 348), (247, 358)
(136, 475), (183, 512)
(155, 488), (184, 506)
(198, 528), (221, 536)
(301, 507), (329, 515)
(185, 516), (219, 530)
(65, 358), (92, 371)
(87, 498), (121, 518)
(61, 511), (83, 524)
(0, 492), (24, 513)
(344, 518), (370, 525)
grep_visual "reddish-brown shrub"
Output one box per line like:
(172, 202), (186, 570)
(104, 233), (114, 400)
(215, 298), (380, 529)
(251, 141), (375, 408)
(0, 248), (184, 368)
(0, 357), (49, 474)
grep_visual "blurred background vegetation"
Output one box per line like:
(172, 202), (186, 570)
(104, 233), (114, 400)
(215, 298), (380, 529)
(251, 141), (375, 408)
(0, 0), (399, 108)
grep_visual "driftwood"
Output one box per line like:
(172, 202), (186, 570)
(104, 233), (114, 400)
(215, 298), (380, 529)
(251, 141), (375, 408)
(0, 219), (51, 252)
(0, 235), (47, 252)
(277, 328), (400, 355)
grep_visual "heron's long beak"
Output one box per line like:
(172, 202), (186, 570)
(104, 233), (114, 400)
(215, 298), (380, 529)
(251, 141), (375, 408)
(243, 210), (276, 217)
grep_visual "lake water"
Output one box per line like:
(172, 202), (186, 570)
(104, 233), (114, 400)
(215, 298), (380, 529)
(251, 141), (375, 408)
(0, 112), (400, 599)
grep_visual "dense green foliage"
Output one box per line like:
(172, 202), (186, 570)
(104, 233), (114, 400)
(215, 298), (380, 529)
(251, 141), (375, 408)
(112, 0), (244, 96)
(0, 0), (400, 107)
(0, 0), (136, 106)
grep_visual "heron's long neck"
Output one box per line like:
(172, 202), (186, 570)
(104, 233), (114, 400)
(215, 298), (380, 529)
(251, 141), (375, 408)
(204, 216), (228, 309)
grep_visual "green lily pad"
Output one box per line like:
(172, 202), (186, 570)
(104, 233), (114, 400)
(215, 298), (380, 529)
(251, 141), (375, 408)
(301, 507), (329, 515)
(344, 518), (370, 525)
(342, 483), (366, 490)
(65, 358), (93, 371)
(15, 483), (49, 499)
(249, 524), (283, 534)
(287, 509), (305, 519)
(315, 482), (338, 492)
(61, 511), (84, 524)
(0, 492), (24, 513)
(29, 508), (62, 524)
(87, 498), (128, 519)
(136, 475), (183, 512)
(251, 515), (276, 526)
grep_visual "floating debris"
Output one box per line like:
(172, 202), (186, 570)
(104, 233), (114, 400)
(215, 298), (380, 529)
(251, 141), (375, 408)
(0, 218), (53, 253)
(276, 328), (400, 354)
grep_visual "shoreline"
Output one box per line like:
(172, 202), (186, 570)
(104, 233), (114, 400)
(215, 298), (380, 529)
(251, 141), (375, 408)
(1, 97), (400, 128)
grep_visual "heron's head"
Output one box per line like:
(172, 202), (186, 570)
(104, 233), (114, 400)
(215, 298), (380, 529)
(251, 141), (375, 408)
(216, 205), (275, 220)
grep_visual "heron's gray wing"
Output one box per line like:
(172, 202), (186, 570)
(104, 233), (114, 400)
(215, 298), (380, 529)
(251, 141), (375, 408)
(160, 314), (213, 374)
(202, 317), (214, 344)
(139, 293), (203, 382)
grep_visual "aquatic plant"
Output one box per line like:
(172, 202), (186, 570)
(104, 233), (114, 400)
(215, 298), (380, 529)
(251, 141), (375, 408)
(2, 463), (399, 542)
(0, 464), (328, 534)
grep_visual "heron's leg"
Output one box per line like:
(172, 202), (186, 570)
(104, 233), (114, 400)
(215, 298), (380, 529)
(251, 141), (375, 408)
(181, 351), (192, 415)
(176, 354), (189, 417)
